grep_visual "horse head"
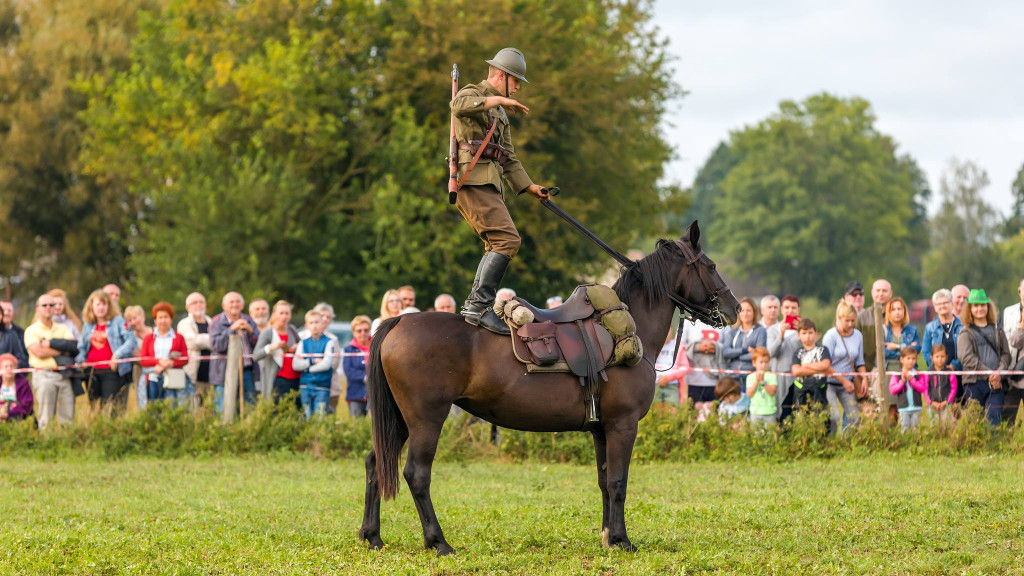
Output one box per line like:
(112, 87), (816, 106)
(669, 220), (739, 328)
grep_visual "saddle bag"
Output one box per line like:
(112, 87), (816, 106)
(518, 321), (561, 366)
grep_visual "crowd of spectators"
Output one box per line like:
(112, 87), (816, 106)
(654, 278), (1024, 432)
(0, 282), (569, 430)
(2, 274), (1020, 435)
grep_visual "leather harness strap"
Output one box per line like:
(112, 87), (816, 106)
(456, 117), (499, 190)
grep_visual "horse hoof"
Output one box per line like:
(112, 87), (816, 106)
(434, 544), (456, 557)
(359, 531), (385, 550)
(601, 529), (637, 552)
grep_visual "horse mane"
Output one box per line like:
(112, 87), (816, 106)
(612, 239), (679, 308)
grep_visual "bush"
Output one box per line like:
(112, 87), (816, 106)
(1, 399), (1020, 462)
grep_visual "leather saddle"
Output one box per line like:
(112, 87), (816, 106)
(505, 286), (616, 423)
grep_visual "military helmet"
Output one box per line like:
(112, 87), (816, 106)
(485, 47), (528, 83)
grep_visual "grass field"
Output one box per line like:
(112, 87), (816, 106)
(2, 455), (1023, 575)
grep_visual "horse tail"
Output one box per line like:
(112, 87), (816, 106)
(368, 315), (404, 500)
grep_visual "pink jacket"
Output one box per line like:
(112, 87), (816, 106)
(889, 373), (928, 411)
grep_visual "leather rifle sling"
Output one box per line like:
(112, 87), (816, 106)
(456, 117), (499, 190)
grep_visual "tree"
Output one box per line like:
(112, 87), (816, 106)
(79, 0), (681, 314)
(922, 159), (1013, 304)
(1004, 161), (1024, 237)
(0, 0), (164, 299)
(706, 93), (927, 301)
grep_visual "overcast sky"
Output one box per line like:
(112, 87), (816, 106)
(654, 1), (1024, 212)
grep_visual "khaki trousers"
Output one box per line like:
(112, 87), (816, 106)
(31, 370), (75, 429)
(456, 184), (521, 258)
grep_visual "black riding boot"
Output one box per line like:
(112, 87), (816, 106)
(462, 251), (512, 335)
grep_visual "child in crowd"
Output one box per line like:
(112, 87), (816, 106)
(889, 347), (928, 430)
(790, 319), (831, 411)
(292, 310), (336, 418)
(925, 344), (958, 423)
(714, 377), (747, 425)
(745, 347), (778, 425)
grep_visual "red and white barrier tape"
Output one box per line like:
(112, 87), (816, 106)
(680, 367), (1024, 378)
(9, 351), (366, 376)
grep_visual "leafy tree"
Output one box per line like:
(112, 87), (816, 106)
(923, 159), (1013, 305)
(1004, 161), (1024, 237)
(0, 0), (164, 298)
(707, 93), (928, 301)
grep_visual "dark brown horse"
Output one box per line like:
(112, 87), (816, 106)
(359, 221), (739, 555)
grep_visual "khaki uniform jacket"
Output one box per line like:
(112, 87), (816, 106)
(450, 80), (534, 194)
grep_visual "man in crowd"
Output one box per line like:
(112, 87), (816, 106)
(399, 286), (417, 310)
(1002, 278), (1024, 425)
(103, 284), (122, 313)
(434, 294), (457, 314)
(23, 293), (75, 429)
(771, 295), (803, 422)
(178, 292), (214, 406)
(843, 281), (865, 314)
(496, 288), (517, 302)
(210, 291), (259, 415)
(952, 284), (970, 322)
(760, 295), (780, 331)
(0, 301), (28, 368)
(858, 278), (892, 373)
(249, 299), (270, 333)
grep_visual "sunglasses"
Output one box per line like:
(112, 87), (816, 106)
(849, 291), (864, 297)
(38, 303), (56, 307)
(354, 328), (370, 333)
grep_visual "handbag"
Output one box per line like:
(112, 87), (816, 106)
(162, 368), (186, 390)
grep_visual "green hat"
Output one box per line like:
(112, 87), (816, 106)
(966, 288), (991, 304)
(485, 47), (529, 83)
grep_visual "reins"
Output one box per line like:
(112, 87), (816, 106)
(540, 196), (729, 374)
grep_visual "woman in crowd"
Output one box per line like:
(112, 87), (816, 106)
(139, 302), (191, 406)
(722, 298), (766, 377)
(922, 288), (963, 373)
(124, 305), (153, 408)
(48, 288), (82, 341)
(957, 289), (1010, 426)
(76, 289), (136, 413)
(881, 297), (919, 423)
(371, 290), (403, 336)
(253, 300), (302, 404)
(0, 353), (33, 422)
(823, 301), (867, 435)
(342, 315), (372, 418)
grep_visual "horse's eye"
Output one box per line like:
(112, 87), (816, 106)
(708, 264), (716, 271)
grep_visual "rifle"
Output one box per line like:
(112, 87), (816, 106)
(447, 63), (459, 205)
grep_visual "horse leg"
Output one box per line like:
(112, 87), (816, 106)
(602, 421), (639, 551)
(404, 420), (455, 556)
(591, 428), (610, 540)
(359, 427), (408, 549)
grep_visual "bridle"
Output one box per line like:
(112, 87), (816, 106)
(667, 239), (731, 329)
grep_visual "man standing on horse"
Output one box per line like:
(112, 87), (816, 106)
(450, 47), (549, 335)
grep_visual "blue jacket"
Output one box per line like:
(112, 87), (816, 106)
(883, 324), (920, 362)
(293, 335), (334, 389)
(342, 343), (368, 402)
(76, 317), (137, 377)
(721, 324), (766, 372)
(922, 317), (963, 370)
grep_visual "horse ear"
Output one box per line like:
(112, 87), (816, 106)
(685, 220), (701, 246)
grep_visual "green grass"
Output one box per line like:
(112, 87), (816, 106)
(2, 455), (1023, 575)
